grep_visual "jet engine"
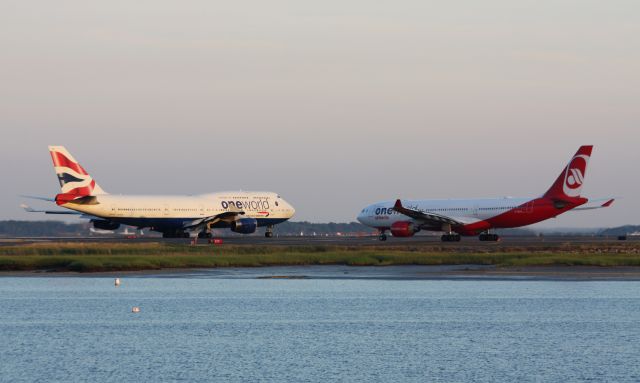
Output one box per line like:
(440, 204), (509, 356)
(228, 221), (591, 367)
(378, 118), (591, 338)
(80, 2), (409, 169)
(390, 221), (419, 237)
(92, 220), (120, 231)
(230, 218), (258, 234)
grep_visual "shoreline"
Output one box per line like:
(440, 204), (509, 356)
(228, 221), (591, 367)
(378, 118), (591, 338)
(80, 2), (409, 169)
(3, 264), (640, 280)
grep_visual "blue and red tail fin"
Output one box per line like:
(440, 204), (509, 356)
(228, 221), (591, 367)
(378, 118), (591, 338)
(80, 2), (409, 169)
(49, 146), (106, 204)
(544, 145), (593, 200)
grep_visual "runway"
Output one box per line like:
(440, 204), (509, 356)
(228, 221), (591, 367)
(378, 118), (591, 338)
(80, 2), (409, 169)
(1, 234), (637, 248)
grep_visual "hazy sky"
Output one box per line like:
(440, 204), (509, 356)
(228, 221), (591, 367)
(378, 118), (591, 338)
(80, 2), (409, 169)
(1, 1), (638, 227)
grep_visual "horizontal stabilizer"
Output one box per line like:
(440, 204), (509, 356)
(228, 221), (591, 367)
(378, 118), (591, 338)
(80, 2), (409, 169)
(20, 195), (56, 202)
(20, 203), (81, 215)
(573, 198), (616, 211)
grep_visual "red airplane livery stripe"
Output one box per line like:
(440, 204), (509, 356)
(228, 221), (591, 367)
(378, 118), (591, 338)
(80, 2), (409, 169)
(50, 151), (88, 176)
(457, 196), (588, 235)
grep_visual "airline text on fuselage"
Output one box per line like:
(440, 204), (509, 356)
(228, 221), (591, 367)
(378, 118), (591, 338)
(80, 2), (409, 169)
(221, 200), (270, 211)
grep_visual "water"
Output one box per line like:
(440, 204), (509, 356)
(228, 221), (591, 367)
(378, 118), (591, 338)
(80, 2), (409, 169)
(1, 273), (640, 382)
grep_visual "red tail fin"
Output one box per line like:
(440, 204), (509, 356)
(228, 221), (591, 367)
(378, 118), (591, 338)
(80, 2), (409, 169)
(544, 146), (593, 199)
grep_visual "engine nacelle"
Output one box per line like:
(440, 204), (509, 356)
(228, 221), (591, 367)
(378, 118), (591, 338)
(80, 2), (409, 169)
(92, 220), (120, 231)
(230, 218), (258, 234)
(390, 221), (419, 237)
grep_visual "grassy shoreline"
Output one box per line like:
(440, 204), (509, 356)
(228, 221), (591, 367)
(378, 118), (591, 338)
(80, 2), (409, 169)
(0, 242), (639, 272)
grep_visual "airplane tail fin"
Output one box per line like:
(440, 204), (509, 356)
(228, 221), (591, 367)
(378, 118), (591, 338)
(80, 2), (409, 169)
(544, 145), (593, 200)
(49, 146), (106, 204)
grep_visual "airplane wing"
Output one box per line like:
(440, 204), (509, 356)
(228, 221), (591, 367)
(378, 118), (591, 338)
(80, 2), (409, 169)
(393, 199), (464, 227)
(182, 207), (246, 230)
(573, 198), (616, 211)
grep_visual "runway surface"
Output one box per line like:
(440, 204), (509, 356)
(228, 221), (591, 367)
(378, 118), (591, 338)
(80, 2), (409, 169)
(1, 234), (637, 248)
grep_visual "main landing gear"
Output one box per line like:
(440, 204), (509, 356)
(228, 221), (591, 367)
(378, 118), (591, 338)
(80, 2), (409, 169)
(378, 230), (388, 241)
(265, 225), (274, 238)
(197, 231), (212, 239)
(479, 233), (500, 242)
(441, 234), (461, 242)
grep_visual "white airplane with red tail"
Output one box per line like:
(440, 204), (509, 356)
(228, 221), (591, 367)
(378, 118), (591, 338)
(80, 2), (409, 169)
(357, 146), (614, 241)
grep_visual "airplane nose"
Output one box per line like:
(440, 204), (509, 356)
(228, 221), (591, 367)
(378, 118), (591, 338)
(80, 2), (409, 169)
(286, 201), (295, 217)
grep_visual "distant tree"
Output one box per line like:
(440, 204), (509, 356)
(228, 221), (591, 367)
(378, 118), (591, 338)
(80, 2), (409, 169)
(0, 220), (88, 237)
(599, 225), (640, 236)
(3, 220), (634, 238)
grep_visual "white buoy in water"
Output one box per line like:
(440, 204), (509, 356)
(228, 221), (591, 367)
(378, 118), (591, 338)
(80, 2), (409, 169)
(114, 278), (121, 287)
(132, 306), (140, 313)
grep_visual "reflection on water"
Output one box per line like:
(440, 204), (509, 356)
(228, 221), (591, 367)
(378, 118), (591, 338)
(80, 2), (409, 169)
(1, 276), (639, 382)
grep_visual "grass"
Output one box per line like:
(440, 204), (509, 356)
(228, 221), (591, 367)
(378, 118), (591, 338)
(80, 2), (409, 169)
(0, 242), (639, 272)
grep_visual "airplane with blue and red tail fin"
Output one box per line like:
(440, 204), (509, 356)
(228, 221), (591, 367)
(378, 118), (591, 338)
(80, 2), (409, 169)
(22, 146), (295, 238)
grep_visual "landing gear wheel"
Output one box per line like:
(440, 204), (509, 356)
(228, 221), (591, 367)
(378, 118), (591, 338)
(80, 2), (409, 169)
(378, 233), (387, 241)
(441, 234), (461, 242)
(479, 234), (500, 242)
(198, 232), (212, 239)
(265, 231), (273, 238)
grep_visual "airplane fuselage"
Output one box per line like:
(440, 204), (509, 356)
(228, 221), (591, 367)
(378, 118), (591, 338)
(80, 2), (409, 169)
(62, 191), (295, 231)
(357, 196), (586, 236)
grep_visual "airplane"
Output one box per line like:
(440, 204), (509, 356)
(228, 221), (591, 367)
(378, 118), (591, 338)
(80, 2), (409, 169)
(357, 146), (614, 242)
(23, 146), (295, 238)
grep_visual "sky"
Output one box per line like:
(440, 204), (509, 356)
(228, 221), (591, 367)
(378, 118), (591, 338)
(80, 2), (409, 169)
(0, 0), (638, 227)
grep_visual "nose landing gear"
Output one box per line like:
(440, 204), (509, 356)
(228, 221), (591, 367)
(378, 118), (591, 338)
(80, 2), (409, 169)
(265, 225), (274, 238)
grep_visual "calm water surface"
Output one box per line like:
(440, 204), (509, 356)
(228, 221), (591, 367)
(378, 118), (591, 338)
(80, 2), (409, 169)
(1, 274), (639, 382)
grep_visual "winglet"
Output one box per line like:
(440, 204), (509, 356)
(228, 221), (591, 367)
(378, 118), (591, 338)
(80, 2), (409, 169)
(601, 199), (615, 208)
